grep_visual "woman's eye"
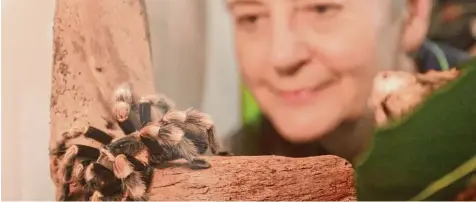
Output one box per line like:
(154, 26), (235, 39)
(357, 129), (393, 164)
(314, 5), (329, 13)
(305, 4), (342, 18)
(237, 14), (260, 25)
(234, 12), (267, 32)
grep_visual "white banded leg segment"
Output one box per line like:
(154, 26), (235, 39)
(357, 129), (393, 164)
(59, 145), (79, 182)
(113, 101), (137, 135)
(90, 191), (103, 201)
(84, 164), (95, 182)
(114, 84), (133, 104)
(162, 110), (187, 123)
(157, 124), (185, 146)
(113, 154), (134, 179)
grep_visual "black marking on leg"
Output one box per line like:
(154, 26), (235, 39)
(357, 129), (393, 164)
(141, 167), (154, 192)
(60, 164), (74, 201)
(125, 155), (147, 171)
(139, 100), (151, 127)
(139, 135), (163, 156)
(76, 145), (100, 160)
(84, 126), (113, 145)
(53, 143), (67, 156)
(118, 118), (137, 135)
(189, 158), (211, 170)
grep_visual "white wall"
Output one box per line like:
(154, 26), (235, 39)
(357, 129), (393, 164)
(145, 0), (207, 110)
(2, 0), (56, 200)
(144, 0), (241, 141)
(202, 0), (241, 140)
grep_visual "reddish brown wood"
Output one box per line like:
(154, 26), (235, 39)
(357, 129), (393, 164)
(150, 155), (356, 201)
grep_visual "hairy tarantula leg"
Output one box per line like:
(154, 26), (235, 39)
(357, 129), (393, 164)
(75, 145), (101, 159)
(63, 160), (92, 201)
(188, 109), (223, 154)
(125, 155), (147, 171)
(139, 98), (152, 127)
(175, 108), (225, 155)
(111, 155), (149, 201)
(59, 144), (101, 200)
(51, 125), (113, 157)
(72, 161), (86, 180)
(85, 163), (124, 200)
(139, 135), (162, 156)
(140, 123), (185, 146)
(206, 126), (233, 156)
(162, 110), (187, 123)
(60, 164), (74, 201)
(205, 125), (222, 155)
(113, 101), (137, 135)
(59, 145), (100, 183)
(83, 126), (114, 145)
(124, 172), (148, 201)
(58, 145), (79, 201)
(178, 138), (211, 170)
(59, 146), (79, 181)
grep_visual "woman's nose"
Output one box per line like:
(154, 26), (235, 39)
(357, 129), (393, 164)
(269, 21), (310, 76)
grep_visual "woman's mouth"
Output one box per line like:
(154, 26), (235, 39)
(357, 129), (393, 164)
(269, 85), (325, 106)
(271, 80), (337, 105)
(278, 88), (317, 104)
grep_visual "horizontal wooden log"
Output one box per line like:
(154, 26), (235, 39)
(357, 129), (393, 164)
(149, 155), (356, 201)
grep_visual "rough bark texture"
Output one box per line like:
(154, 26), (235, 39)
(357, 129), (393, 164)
(150, 155), (356, 201)
(49, 0), (155, 199)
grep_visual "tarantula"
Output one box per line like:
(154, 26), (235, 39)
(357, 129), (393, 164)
(50, 85), (228, 201)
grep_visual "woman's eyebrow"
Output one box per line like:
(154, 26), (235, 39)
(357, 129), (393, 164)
(226, 0), (265, 10)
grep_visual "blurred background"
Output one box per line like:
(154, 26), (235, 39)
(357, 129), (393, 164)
(2, 0), (475, 200)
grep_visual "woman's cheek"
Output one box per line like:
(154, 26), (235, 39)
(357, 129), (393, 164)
(307, 28), (377, 73)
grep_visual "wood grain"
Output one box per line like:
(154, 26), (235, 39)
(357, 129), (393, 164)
(149, 155), (356, 201)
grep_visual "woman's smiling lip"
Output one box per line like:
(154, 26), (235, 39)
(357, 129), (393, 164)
(278, 88), (318, 104)
(269, 79), (337, 105)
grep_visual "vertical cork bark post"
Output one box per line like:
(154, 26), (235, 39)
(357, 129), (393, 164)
(49, 0), (155, 199)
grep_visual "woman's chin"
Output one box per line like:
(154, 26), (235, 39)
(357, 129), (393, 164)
(271, 113), (343, 143)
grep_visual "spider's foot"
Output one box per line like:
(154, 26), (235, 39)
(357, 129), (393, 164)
(113, 101), (131, 123)
(189, 158), (211, 170)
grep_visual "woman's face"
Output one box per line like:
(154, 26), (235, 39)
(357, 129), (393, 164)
(227, 0), (408, 142)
